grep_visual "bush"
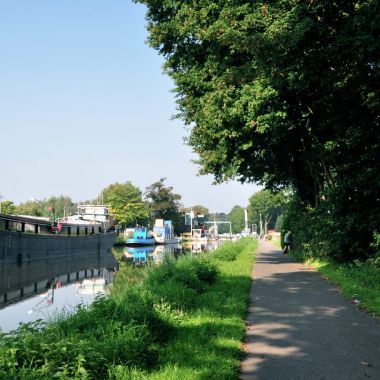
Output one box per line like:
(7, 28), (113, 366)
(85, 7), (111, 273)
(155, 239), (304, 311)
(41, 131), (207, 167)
(212, 239), (248, 261)
(282, 190), (380, 262)
(143, 255), (219, 309)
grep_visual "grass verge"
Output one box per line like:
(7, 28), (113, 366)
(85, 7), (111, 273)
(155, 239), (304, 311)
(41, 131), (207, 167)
(138, 238), (258, 380)
(307, 259), (380, 318)
(287, 249), (380, 319)
(0, 238), (257, 379)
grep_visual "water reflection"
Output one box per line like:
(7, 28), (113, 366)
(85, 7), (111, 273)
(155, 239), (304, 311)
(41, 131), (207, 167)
(121, 240), (221, 266)
(0, 240), (221, 332)
(182, 239), (220, 254)
(0, 249), (117, 332)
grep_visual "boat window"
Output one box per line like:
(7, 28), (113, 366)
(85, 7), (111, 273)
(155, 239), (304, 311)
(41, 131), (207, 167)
(68, 227), (71, 236)
(77, 227), (80, 235)
(91, 227), (94, 234)
(85, 227), (88, 235)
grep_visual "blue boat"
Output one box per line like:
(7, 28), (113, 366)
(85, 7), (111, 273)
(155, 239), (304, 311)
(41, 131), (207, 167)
(124, 227), (155, 246)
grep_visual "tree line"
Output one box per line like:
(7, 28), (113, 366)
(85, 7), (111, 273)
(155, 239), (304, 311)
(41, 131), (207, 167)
(1, 180), (284, 236)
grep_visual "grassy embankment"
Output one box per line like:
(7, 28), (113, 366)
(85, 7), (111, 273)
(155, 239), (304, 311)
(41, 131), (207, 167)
(269, 239), (380, 318)
(0, 238), (257, 379)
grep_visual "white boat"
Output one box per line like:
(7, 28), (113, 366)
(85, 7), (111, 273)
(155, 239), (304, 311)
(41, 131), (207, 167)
(152, 219), (181, 244)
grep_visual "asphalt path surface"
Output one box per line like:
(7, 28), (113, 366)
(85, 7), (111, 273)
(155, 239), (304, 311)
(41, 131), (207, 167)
(240, 241), (380, 380)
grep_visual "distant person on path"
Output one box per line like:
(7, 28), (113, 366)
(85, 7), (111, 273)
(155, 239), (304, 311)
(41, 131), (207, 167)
(283, 230), (292, 254)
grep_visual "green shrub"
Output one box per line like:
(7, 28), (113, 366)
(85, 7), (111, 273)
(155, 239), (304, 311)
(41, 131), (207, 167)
(143, 255), (219, 310)
(282, 191), (380, 262)
(212, 239), (249, 261)
(145, 256), (218, 294)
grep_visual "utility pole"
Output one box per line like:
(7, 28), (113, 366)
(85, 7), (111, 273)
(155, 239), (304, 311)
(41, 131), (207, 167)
(244, 208), (249, 231)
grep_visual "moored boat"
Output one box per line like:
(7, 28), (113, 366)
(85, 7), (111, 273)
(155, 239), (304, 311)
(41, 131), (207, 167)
(124, 226), (155, 246)
(152, 219), (181, 244)
(0, 205), (117, 263)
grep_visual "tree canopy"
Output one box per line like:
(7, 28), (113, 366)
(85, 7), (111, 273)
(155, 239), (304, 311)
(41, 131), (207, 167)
(144, 178), (183, 231)
(248, 190), (283, 235)
(15, 196), (76, 219)
(0, 200), (16, 215)
(101, 182), (150, 228)
(137, 0), (380, 259)
(228, 205), (245, 234)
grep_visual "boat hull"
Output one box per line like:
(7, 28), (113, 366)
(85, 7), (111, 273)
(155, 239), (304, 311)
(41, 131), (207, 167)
(0, 229), (117, 263)
(125, 238), (155, 246)
(153, 236), (181, 245)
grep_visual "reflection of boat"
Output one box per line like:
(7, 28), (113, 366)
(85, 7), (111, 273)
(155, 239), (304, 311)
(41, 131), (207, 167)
(0, 244), (118, 309)
(151, 243), (183, 263)
(124, 227), (155, 246)
(124, 245), (155, 264)
(182, 240), (220, 254)
(77, 277), (110, 295)
(191, 228), (208, 241)
(152, 219), (181, 244)
(0, 205), (117, 263)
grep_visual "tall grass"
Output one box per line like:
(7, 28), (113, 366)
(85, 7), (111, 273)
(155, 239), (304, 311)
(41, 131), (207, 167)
(0, 238), (257, 379)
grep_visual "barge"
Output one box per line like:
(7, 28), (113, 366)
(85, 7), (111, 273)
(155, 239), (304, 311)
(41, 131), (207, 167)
(0, 205), (117, 264)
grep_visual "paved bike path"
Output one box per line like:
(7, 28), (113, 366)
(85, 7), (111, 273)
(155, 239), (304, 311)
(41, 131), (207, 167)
(240, 241), (380, 379)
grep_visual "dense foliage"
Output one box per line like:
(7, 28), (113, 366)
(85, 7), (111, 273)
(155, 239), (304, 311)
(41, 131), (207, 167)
(16, 196), (76, 219)
(228, 205), (245, 234)
(136, 0), (380, 260)
(101, 182), (150, 228)
(248, 189), (283, 235)
(0, 200), (16, 215)
(144, 177), (183, 232)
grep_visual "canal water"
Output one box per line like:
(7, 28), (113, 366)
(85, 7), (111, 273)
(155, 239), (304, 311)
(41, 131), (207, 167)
(0, 240), (220, 333)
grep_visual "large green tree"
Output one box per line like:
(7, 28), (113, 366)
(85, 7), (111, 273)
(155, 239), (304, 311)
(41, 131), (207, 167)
(101, 182), (150, 228)
(137, 0), (380, 259)
(144, 178), (183, 232)
(248, 190), (283, 235)
(228, 205), (245, 234)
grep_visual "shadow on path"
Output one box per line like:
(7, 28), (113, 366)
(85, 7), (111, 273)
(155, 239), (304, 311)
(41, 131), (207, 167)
(240, 242), (380, 380)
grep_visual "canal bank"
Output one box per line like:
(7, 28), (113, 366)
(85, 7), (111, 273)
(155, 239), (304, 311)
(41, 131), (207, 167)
(0, 238), (257, 379)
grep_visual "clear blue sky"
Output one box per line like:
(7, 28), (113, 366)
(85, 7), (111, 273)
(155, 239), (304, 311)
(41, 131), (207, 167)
(0, 0), (259, 213)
